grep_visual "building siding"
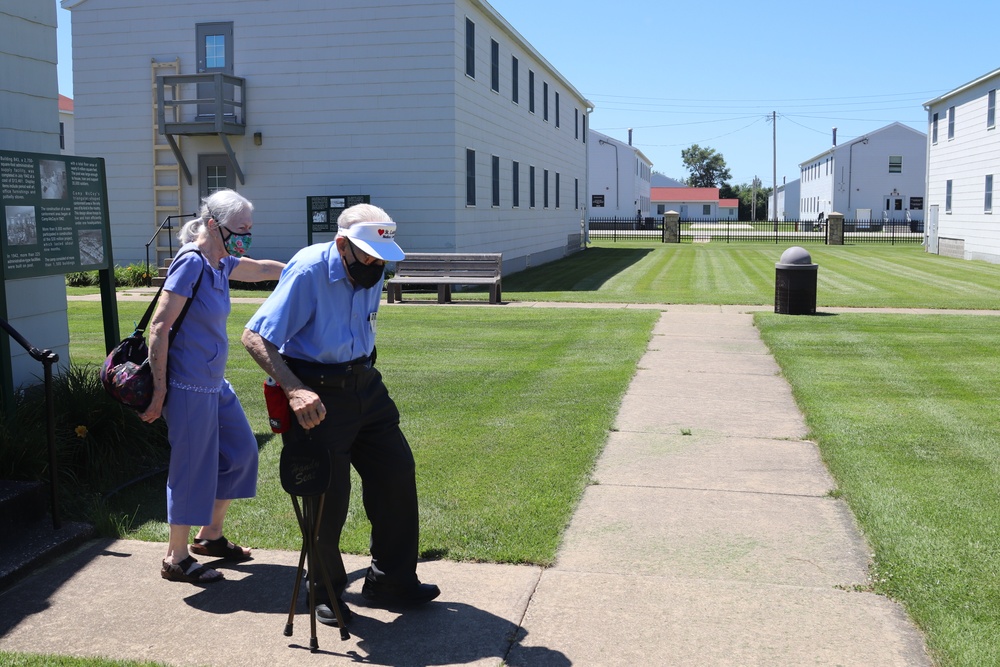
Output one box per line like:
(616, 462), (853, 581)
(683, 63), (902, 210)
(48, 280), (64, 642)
(1, 0), (73, 386)
(798, 123), (926, 223)
(66, 0), (590, 271)
(925, 69), (1000, 262)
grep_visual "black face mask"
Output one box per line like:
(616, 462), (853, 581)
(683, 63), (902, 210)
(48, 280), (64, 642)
(346, 243), (384, 289)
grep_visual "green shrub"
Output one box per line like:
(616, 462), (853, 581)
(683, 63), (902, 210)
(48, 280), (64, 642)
(65, 263), (152, 288)
(114, 263), (153, 288)
(0, 364), (169, 522)
(65, 271), (99, 287)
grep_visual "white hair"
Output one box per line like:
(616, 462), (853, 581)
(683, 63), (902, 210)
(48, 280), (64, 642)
(177, 189), (254, 244)
(336, 203), (392, 230)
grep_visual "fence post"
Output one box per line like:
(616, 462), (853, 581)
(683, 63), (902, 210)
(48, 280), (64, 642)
(827, 211), (844, 245)
(662, 211), (680, 243)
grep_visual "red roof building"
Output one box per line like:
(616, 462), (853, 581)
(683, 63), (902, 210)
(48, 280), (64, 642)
(650, 187), (738, 220)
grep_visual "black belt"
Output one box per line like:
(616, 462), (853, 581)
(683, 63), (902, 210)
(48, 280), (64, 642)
(283, 355), (373, 388)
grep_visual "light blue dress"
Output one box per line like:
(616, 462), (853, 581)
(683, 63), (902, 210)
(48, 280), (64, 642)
(161, 244), (258, 526)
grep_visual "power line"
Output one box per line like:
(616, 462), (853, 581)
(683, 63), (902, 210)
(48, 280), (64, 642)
(585, 90), (941, 104)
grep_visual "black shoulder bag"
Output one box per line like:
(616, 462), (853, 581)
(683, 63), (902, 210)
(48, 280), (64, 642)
(100, 249), (206, 411)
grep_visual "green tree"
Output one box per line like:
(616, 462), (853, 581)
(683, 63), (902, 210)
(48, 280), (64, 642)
(681, 144), (732, 188)
(721, 182), (772, 220)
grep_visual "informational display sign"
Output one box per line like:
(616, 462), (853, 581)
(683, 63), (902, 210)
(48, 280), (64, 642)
(0, 150), (110, 279)
(307, 194), (371, 234)
(910, 197), (924, 211)
(591, 194), (605, 208)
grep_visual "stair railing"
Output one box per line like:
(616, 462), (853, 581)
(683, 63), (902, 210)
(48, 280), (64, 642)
(0, 317), (61, 529)
(144, 213), (195, 286)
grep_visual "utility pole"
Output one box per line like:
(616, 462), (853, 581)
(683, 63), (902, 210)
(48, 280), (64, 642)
(772, 111), (778, 229)
(752, 176), (761, 221)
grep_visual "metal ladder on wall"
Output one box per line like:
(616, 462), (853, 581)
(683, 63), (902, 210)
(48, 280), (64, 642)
(151, 59), (183, 283)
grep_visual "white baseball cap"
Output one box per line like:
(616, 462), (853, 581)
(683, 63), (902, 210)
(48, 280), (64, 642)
(337, 221), (405, 262)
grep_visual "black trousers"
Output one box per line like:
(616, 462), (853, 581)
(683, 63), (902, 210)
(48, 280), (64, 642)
(281, 366), (419, 598)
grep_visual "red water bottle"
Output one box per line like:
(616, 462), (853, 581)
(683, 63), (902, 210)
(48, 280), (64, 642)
(263, 376), (290, 433)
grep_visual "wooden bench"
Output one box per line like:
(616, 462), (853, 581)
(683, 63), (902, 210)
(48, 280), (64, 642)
(386, 252), (502, 304)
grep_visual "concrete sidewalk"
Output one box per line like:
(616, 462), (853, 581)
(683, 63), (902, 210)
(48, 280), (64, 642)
(0, 305), (931, 666)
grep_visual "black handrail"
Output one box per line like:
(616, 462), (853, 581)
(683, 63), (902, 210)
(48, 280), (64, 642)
(145, 213), (195, 286)
(0, 317), (61, 529)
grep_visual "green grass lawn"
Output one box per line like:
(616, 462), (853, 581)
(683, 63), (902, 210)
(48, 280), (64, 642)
(40, 242), (1000, 667)
(757, 312), (1000, 667)
(501, 242), (1000, 308)
(69, 301), (658, 564)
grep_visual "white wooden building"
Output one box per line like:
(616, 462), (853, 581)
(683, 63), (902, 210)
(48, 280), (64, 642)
(798, 122), (926, 224)
(768, 178), (800, 221)
(650, 187), (737, 221)
(62, 0), (592, 273)
(0, 0), (72, 388)
(923, 67), (1000, 262)
(587, 129), (652, 219)
(58, 95), (75, 155)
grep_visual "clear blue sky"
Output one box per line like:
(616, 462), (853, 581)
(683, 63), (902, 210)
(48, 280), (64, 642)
(57, 0), (997, 190)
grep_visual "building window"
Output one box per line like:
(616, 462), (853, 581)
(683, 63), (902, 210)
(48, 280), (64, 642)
(205, 34), (226, 68)
(575, 108), (579, 139)
(948, 106), (955, 140)
(199, 154), (230, 197)
(987, 175), (994, 213)
(932, 112), (939, 144)
(465, 19), (475, 79)
(555, 172), (560, 208)
(511, 56), (518, 104)
(555, 92), (560, 128)
(491, 155), (500, 207)
(528, 70), (535, 113)
(490, 40), (499, 93)
(889, 156), (902, 173)
(59, 122), (65, 150)
(543, 82), (549, 121)
(989, 90), (997, 129)
(466, 149), (476, 206)
(543, 169), (549, 208)
(946, 179), (952, 213)
(529, 166), (536, 207)
(702, 204), (711, 216)
(512, 161), (520, 208)
(575, 178), (579, 209)
(583, 114), (587, 143)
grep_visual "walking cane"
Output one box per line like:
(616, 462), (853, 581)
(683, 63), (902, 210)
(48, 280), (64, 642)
(280, 441), (350, 649)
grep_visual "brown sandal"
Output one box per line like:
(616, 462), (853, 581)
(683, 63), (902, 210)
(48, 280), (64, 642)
(161, 556), (224, 584)
(190, 535), (252, 562)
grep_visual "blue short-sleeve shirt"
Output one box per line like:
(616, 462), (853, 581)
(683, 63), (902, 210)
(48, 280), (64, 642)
(245, 241), (382, 364)
(163, 244), (240, 389)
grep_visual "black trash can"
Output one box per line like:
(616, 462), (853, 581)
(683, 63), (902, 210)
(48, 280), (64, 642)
(774, 246), (817, 315)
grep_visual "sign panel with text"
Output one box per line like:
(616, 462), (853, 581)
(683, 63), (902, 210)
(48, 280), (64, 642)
(0, 150), (110, 280)
(307, 194), (371, 234)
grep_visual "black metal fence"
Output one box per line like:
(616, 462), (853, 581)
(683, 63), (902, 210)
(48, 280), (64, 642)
(588, 217), (925, 245)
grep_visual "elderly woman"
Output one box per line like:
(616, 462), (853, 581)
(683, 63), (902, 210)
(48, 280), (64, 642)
(140, 189), (284, 584)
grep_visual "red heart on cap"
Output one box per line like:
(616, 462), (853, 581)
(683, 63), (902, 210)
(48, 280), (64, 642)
(378, 229), (385, 236)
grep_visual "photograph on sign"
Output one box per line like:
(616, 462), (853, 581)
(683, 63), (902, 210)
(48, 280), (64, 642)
(40, 159), (68, 199)
(5, 206), (37, 245)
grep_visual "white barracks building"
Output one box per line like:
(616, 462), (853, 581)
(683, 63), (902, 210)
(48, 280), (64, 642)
(62, 0), (593, 273)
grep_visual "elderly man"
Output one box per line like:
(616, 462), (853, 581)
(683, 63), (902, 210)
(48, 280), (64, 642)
(242, 203), (439, 627)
